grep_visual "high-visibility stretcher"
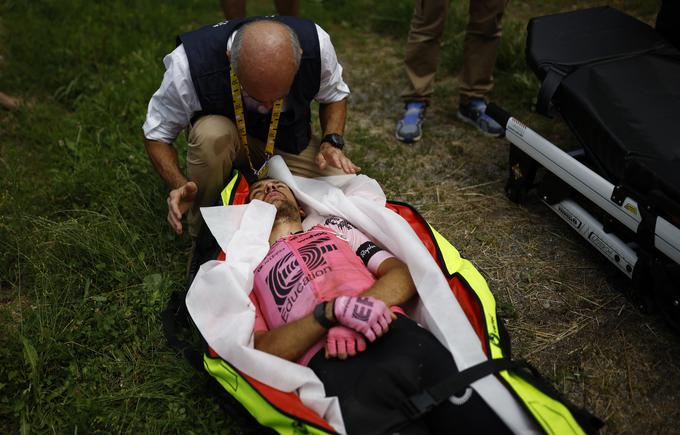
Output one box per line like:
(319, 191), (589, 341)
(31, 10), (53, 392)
(163, 157), (600, 434)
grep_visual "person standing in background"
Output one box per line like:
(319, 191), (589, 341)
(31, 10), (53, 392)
(395, 0), (508, 142)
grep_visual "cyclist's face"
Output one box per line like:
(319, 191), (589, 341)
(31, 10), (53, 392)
(249, 179), (298, 207)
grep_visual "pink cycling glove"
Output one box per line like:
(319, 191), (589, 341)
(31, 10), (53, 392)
(325, 326), (367, 359)
(333, 295), (393, 342)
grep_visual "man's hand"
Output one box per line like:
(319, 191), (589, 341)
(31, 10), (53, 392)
(333, 295), (395, 342)
(316, 142), (360, 174)
(167, 181), (198, 235)
(325, 325), (367, 360)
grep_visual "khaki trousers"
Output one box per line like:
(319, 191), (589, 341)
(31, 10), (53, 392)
(401, 0), (508, 104)
(186, 115), (343, 238)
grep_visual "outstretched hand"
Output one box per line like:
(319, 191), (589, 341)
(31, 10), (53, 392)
(315, 142), (360, 174)
(325, 325), (367, 360)
(167, 181), (197, 235)
(333, 295), (395, 342)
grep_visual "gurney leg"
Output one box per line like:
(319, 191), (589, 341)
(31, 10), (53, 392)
(650, 259), (680, 330)
(506, 144), (538, 204)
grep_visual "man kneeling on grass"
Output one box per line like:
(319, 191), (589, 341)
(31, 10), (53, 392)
(248, 178), (513, 435)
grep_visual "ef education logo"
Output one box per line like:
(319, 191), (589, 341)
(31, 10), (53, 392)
(351, 297), (374, 321)
(266, 236), (338, 322)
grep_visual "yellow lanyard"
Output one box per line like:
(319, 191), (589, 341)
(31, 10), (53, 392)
(229, 67), (283, 179)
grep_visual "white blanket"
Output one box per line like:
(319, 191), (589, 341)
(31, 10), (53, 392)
(186, 156), (538, 434)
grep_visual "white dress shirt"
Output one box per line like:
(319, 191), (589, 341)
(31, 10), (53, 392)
(143, 24), (350, 144)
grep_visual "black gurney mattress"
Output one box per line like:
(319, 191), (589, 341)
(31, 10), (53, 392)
(527, 7), (680, 215)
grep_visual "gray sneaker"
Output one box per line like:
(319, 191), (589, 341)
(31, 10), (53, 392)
(395, 101), (427, 143)
(457, 98), (504, 137)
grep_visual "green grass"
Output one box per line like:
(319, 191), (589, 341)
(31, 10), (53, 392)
(0, 0), (667, 432)
(0, 0), (230, 432)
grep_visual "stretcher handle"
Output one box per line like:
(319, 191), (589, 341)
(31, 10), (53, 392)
(486, 103), (511, 128)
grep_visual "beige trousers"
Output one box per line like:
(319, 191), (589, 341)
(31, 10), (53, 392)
(186, 115), (343, 238)
(401, 0), (508, 104)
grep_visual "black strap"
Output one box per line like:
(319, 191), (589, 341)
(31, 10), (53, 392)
(399, 357), (603, 433)
(637, 203), (658, 251)
(536, 67), (566, 116)
(612, 185), (657, 251)
(401, 358), (520, 420)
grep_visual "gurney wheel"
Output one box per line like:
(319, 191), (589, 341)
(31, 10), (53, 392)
(505, 182), (529, 204)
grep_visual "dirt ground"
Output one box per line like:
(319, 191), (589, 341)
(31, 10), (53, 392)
(335, 17), (680, 435)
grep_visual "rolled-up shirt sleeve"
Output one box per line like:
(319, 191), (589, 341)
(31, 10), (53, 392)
(142, 44), (202, 144)
(315, 24), (350, 104)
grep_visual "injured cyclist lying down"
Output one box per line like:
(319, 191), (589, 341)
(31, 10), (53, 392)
(185, 156), (593, 434)
(245, 177), (512, 434)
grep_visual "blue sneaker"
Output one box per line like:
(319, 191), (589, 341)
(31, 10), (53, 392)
(457, 98), (504, 137)
(395, 101), (426, 143)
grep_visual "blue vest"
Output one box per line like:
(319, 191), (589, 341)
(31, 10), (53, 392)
(178, 17), (321, 154)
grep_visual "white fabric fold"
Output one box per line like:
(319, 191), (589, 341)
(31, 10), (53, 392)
(186, 156), (538, 434)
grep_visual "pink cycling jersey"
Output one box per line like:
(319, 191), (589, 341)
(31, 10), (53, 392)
(251, 216), (396, 365)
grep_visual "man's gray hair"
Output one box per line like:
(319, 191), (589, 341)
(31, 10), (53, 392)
(231, 21), (303, 78)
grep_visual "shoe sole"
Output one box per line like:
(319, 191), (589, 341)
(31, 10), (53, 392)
(456, 111), (504, 138)
(395, 130), (422, 143)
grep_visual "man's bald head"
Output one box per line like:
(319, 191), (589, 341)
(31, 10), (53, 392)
(230, 20), (302, 106)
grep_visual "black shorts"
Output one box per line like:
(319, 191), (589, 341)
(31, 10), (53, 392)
(308, 315), (513, 435)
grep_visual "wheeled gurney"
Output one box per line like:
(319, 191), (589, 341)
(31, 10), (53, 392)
(487, 6), (680, 329)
